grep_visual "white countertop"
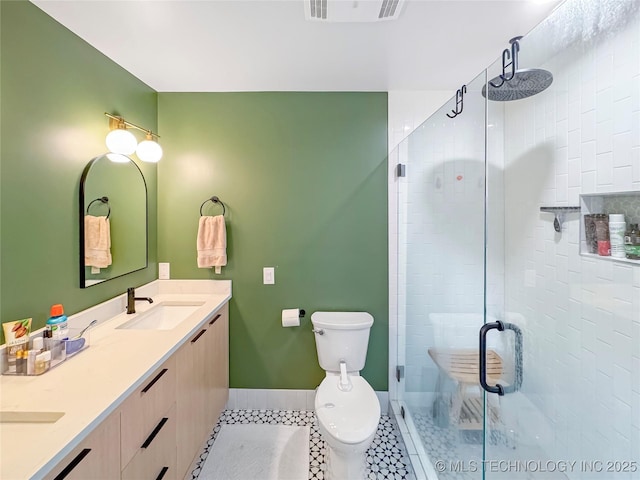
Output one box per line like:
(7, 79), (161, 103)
(0, 280), (232, 480)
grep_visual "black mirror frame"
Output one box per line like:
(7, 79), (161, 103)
(79, 154), (149, 288)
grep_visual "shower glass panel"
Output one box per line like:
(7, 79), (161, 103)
(396, 71), (488, 479)
(484, 2), (640, 479)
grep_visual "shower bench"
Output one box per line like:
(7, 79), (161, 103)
(428, 348), (503, 429)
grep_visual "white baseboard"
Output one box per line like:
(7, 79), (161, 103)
(227, 388), (389, 414)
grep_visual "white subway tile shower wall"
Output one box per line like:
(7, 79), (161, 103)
(497, 4), (640, 476)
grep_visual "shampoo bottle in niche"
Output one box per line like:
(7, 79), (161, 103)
(609, 214), (626, 259)
(46, 304), (68, 361)
(625, 224), (640, 260)
(594, 214), (610, 256)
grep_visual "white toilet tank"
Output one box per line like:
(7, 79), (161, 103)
(311, 311), (374, 373)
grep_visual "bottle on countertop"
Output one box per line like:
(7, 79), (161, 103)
(27, 350), (37, 375)
(609, 214), (626, 258)
(16, 350), (25, 375)
(32, 336), (43, 353)
(46, 304), (68, 361)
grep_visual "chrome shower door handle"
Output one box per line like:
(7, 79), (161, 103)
(479, 320), (523, 396)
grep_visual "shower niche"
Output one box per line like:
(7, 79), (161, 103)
(580, 191), (640, 265)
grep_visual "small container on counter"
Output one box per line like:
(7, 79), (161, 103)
(32, 336), (44, 353)
(27, 350), (37, 375)
(35, 351), (51, 375)
(15, 350), (24, 375)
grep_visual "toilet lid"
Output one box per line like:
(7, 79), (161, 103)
(315, 376), (381, 445)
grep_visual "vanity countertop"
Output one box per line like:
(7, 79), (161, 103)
(0, 280), (231, 480)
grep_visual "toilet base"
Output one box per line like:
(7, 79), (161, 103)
(324, 444), (367, 480)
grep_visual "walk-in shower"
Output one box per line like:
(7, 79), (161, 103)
(392, 0), (640, 479)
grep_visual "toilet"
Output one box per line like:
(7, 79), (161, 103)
(311, 311), (381, 480)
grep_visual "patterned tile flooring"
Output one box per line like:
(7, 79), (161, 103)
(190, 409), (416, 480)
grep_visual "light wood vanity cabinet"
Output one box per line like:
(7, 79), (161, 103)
(176, 323), (209, 477)
(177, 302), (229, 478)
(42, 302), (229, 480)
(205, 303), (229, 427)
(42, 410), (121, 480)
(121, 356), (177, 478)
(121, 404), (177, 480)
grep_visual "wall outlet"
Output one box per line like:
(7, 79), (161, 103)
(263, 267), (275, 285)
(159, 263), (170, 280)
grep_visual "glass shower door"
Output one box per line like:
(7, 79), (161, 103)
(396, 72), (489, 480)
(483, 2), (640, 479)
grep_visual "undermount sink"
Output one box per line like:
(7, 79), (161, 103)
(0, 411), (65, 424)
(116, 301), (205, 330)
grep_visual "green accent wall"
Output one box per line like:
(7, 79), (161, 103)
(158, 93), (388, 390)
(0, 1), (158, 341)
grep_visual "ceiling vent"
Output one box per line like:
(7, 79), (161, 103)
(305, 0), (406, 23)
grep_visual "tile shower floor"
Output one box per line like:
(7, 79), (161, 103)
(412, 409), (568, 480)
(189, 409), (416, 480)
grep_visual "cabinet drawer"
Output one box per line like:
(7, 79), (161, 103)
(43, 410), (120, 480)
(122, 403), (177, 480)
(121, 356), (176, 469)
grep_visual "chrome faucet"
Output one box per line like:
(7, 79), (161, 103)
(126, 287), (153, 314)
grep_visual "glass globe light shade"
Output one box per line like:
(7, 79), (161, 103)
(136, 137), (163, 163)
(106, 153), (130, 163)
(105, 128), (137, 155)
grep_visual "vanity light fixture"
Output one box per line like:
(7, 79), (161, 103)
(105, 112), (162, 162)
(136, 132), (163, 163)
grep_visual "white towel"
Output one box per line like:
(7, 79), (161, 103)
(84, 215), (112, 270)
(197, 215), (227, 272)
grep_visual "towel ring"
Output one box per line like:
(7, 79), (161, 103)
(200, 196), (226, 216)
(86, 196), (111, 219)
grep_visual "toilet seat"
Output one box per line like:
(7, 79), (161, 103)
(315, 375), (381, 445)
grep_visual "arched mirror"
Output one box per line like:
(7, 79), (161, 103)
(79, 153), (147, 287)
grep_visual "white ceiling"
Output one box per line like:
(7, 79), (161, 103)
(31, 0), (563, 92)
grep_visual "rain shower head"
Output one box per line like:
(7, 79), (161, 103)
(482, 68), (553, 101)
(482, 36), (553, 102)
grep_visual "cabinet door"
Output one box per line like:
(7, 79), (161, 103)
(176, 326), (208, 478)
(205, 303), (229, 427)
(43, 410), (120, 480)
(121, 356), (176, 470)
(122, 404), (177, 480)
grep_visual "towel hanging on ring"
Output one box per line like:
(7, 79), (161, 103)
(197, 215), (226, 273)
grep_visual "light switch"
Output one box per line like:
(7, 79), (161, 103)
(159, 263), (170, 280)
(263, 267), (275, 285)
